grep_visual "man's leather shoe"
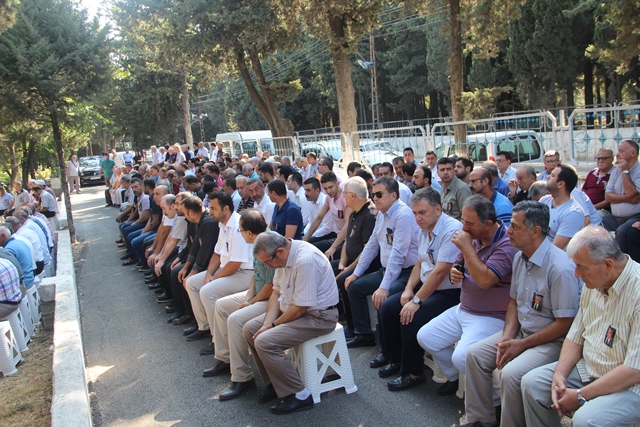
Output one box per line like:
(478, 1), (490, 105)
(167, 313), (181, 323)
(436, 379), (459, 396)
(156, 294), (173, 303)
(346, 334), (376, 348)
(369, 352), (388, 368)
(165, 306), (176, 314)
(202, 361), (230, 377)
(270, 394), (313, 414)
(139, 267), (151, 273)
(120, 254), (131, 260)
(145, 273), (155, 279)
(387, 374), (426, 391)
(134, 262), (145, 268)
(200, 342), (214, 355)
(117, 242), (126, 248)
(378, 363), (401, 378)
(257, 384), (277, 403)
(122, 259), (136, 266)
(173, 314), (193, 325)
(115, 238), (124, 244)
(219, 379), (255, 401)
(186, 329), (210, 341)
(182, 325), (198, 335)
(148, 282), (161, 289)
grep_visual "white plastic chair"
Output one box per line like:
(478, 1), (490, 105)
(0, 320), (23, 376)
(1, 307), (30, 352)
(26, 284), (41, 327)
(18, 297), (35, 338)
(367, 298), (378, 332)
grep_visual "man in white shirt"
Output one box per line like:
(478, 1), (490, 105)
(66, 154), (81, 194)
(196, 141), (209, 159)
(286, 172), (310, 227)
(0, 185), (13, 216)
(4, 216), (45, 275)
(496, 151), (517, 182)
(32, 185), (57, 218)
(151, 146), (164, 165)
(246, 178), (275, 225)
(301, 177), (333, 239)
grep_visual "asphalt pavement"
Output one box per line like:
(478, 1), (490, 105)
(74, 185), (465, 427)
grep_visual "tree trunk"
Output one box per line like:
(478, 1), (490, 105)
(584, 59), (594, 126)
(181, 73), (194, 149)
(448, 0), (467, 155)
(331, 50), (359, 162)
(50, 108), (76, 243)
(7, 141), (19, 184)
(566, 82), (574, 113)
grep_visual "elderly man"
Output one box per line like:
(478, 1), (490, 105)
(507, 165), (537, 205)
(5, 216), (46, 276)
(0, 258), (22, 319)
(195, 142), (209, 159)
(464, 201), (581, 427)
(438, 157), (471, 220)
(522, 226), (640, 426)
(468, 168), (513, 227)
(344, 177), (419, 359)
(418, 196), (518, 395)
(581, 148), (614, 210)
(66, 154), (81, 194)
(245, 178), (275, 225)
(207, 210), (274, 399)
(31, 185), (58, 219)
(243, 232), (339, 414)
(235, 175), (254, 213)
(538, 150), (560, 181)
(378, 188), (462, 390)
(150, 145), (163, 165)
(0, 226), (34, 287)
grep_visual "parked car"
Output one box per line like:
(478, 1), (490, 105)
(359, 141), (401, 165)
(79, 156), (105, 186)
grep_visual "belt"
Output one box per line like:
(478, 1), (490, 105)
(321, 305), (337, 310)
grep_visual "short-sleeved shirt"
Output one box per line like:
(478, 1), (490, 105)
(571, 188), (602, 226)
(214, 211), (253, 269)
(458, 223), (518, 320)
(12, 189), (30, 211)
(606, 163), (640, 218)
(490, 190), (513, 227)
(419, 213), (462, 290)
(582, 167), (611, 206)
(171, 215), (188, 252)
(253, 258), (275, 295)
(539, 195), (586, 246)
(271, 199), (304, 240)
(510, 239), (581, 336)
(344, 200), (377, 263)
(4, 237), (34, 286)
(0, 192), (12, 210)
(324, 190), (347, 234)
(256, 195), (276, 225)
(566, 257), (640, 395)
(150, 198), (162, 218)
(0, 258), (21, 304)
(101, 159), (115, 178)
(66, 160), (80, 177)
(273, 240), (339, 313)
(441, 177), (472, 221)
(39, 190), (57, 213)
(137, 193), (150, 217)
(16, 225), (44, 263)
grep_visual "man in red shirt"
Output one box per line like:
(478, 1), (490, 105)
(581, 148), (614, 210)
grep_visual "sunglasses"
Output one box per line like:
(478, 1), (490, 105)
(372, 191), (387, 199)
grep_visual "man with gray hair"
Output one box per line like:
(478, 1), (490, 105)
(5, 216), (46, 275)
(14, 208), (50, 264)
(464, 201), (581, 427)
(522, 226), (640, 427)
(528, 181), (549, 201)
(507, 165), (538, 205)
(245, 178), (275, 224)
(243, 233), (339, 414)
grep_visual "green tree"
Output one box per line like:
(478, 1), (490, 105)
(0, 0), (112, 242)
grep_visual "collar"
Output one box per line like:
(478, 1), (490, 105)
(222, 211), (240, 229)
(383, 199), (402, 219)
(600, 256), (632, 297)
(522, 238), (552, 267)
(353, 200), (372, 216)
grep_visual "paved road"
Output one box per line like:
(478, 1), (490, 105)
(74, 185), (465, 427)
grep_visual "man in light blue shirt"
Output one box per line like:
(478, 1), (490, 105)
(468, 168), (513, 227)
(344, 177), (419, 362)
(0, 226), (34, 287)
(122, 148), (134, 166)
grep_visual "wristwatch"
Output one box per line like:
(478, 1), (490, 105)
(412, 296), (422, 305)
(622, 170), (630, 175)
(577, 389), (588, 406)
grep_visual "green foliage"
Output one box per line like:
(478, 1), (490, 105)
(460, 86), (512, 119)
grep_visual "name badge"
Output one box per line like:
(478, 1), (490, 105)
(338, 210), (344, 219)
(604, 325), (616, 348)
(386, 227), (394, 245)
(531, 293), (543, 311)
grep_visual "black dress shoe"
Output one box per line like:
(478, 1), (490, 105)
(139, 267), (151, 273)
(182, 325), (198, 336)
(154, 288), (164, 294)
(173, 314), (193, 325)
(436, 379), (459, 396)
(200, 342), (214, 355)
(120, 254), (131, 260)
(369, 352), (388, 368)
(186, 329), (210, 341)
(346, 334), (376, 348)
(165, 306), (176, 314)
(257, 384), (277, 403)
(219, 379), (255, 401)
(145, 273), (155, 279)
(122, 259), (136, 266)
(202, 361), (230, 377)
(156, 293), (173, 303)
(167, 313), (181, 323)
(146, 277), (159, 285)
(135, 262), (145, 268)
(387, 374), (426, 391)
(378, 363), (401, 378)
(148, 282), (161, 290)
(270, 394), (314, 414)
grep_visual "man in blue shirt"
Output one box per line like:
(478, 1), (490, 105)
(0, 226), (34, 287)
(468, 168), (513, 227)
(483, 161), (510, 197)
(267, 180), (303, 240)
(122, 148), (134, 166)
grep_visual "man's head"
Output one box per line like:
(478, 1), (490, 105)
(403, 147), (415, 164)
(402, 162), (416, 183)
(347, 162), (362, 177)
(153, 185), (170, 205)
(454, 156), (474, 181)
(371, 177), (399, 214)
(160, 194), (177, 218)
(528, 181), (549, 201)
(208, 191), (235, 224)
(343, 177), (368, 210)
(0, 186), (5, 196)
(320, 172), (340, 199)
(410, 188), (442, 231)
(567, 226), (626, 290)
(392, 157), (405, 178)
(243, 163), (255, 177)
(436, 157), (455, 184)
(424, 151), (438, 169)
(371, 164), (381, 179)
(0, 226), (12, 246)
(131, 178), (143, 197)
(299, 157), (308, 168)
(412, 165), (432, 190)
(354, 170), (374, 194)
(222, 177), (236, 196)
(615, 140), (639, 169)
(468, 168), (493, 197)
(277, 165), (293, 183)
(143, 178), (156, 196)
(239, 208), (268, 244)
(306, 152), (317, 165)
(5, 216), (22, 231)
(12, 181), (23, 193)
(516, 165), (537, 192)
(303, 177), (322, 203)
(253, 231), (289, 269)
(246, 178), (266, 204)
(495, 151), (513, 174)
(287, 172), (303, 193)
(266, 179), (288, 204)
(481, 161), (500, 185)
(595, 148), (614, 172)
(508, 201), (550, 252)
(377, 162), (395, 178)
(258, 163), (274, 184)
(235, 175), (249, 200)
(318, 157), (333, 175)
(460, 195), (498, 241)
(543, 150), (561, 173)
(182, 195), (204, 222)
(546, 164), (578, 196)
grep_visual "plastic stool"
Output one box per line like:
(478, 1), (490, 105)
(1, 307), (29, 352)
(18, 297), (35, 338)
(367, 298), (378, 332)
(26, 285), (41, 327)
(423, 351), (447, 384)
(291, 323), (358, 403)
(0, 320), (23, 376)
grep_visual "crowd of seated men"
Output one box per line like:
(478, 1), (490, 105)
(108, 141), (640, 424)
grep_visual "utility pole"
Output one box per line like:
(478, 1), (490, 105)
(369, 30), (381, 129)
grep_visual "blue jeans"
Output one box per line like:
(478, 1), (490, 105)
(120, 221), (144, 241)
(131, 231), (156, 262)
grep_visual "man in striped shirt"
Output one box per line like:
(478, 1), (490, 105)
(522, 226), (640, 426)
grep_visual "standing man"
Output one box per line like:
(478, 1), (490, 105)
(100, 152), (115, 188)
(438, 157), (473, 221)
(235, 175), (254, 213)
(122, 147), (134, 167)
(522, 226), (640, 427)
(496, 151), (517, 182)
(66, 154), (81, 194)
(464, 201), (580, 427)
(538, 150), (561, 181)
(581, 148), (614, 210)
(195, 141), (209, 159)
(403, 147), (420, 166)
(243, 233), (339, 414)
(306, 152), (319, 177)
(424, 150), (442, 189)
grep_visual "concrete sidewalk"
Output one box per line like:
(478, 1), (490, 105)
(75, 185), (464, 427)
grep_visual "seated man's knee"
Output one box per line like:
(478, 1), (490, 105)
(451, 347), (467, 374)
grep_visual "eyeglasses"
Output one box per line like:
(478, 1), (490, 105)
(372, 191), (387, 199)
(262, 253), (277, 267)
(595, 156), (613, 161)
(544, 159), (559, 164)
